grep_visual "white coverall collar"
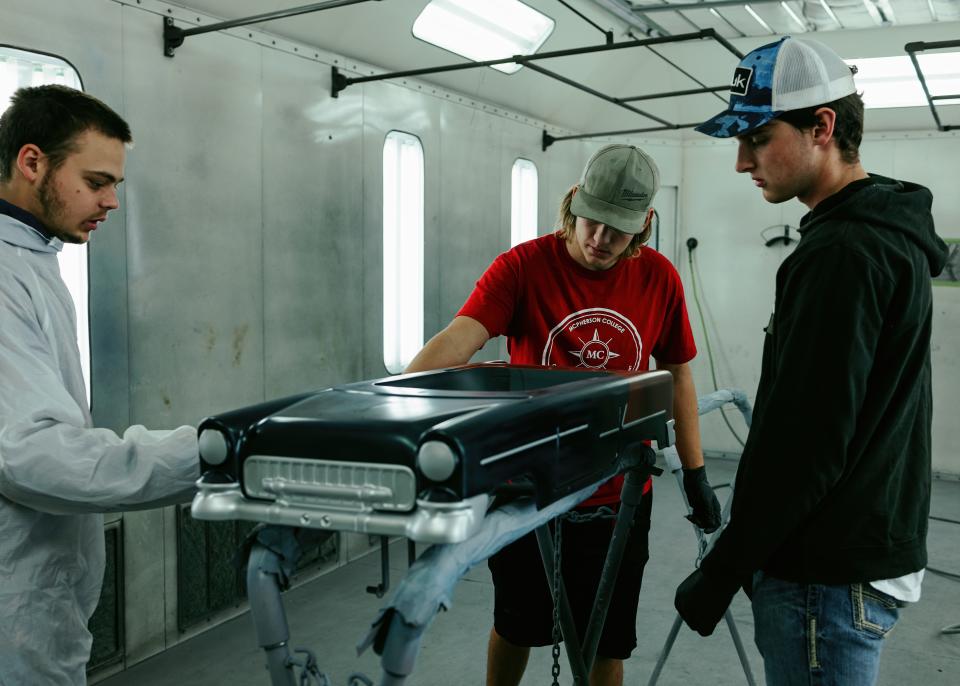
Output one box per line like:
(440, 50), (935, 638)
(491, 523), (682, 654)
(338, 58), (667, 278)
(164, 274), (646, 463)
(0, 211), (63, 253)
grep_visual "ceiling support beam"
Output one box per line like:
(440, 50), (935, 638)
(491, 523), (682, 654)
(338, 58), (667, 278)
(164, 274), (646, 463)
(331, 28), (741, 96)
(623, 0), (800, 11)
(905, 39), (960, 132)
(555, 0), (615, 44)
(163, 0), (380, 57)
(330, 28), (743, 149)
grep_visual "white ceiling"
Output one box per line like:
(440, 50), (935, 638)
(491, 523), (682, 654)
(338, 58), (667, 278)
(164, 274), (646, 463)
(168, 0), (960, 137)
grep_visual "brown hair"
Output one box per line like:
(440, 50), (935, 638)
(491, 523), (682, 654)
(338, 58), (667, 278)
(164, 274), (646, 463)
(776, 92), (864, 164)
(0, 85), (132, 182)
(553, 185), (649, 259)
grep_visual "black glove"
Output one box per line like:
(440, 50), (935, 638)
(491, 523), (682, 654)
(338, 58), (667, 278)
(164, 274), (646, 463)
(682, 466), (721, 533)
(674, 567), (740, 637)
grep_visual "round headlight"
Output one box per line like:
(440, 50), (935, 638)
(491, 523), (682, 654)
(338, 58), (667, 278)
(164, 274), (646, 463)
(198, 428), (229, 466)
(417, 440), (459, 482)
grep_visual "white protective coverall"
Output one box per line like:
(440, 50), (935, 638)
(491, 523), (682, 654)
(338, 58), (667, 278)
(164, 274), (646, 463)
(0, 212), (199, 685)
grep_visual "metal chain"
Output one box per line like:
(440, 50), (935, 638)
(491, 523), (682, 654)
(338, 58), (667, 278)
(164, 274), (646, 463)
(550, 516), (563, 686)
(563, 505), (616, 524)
(547, 507), (618, 685)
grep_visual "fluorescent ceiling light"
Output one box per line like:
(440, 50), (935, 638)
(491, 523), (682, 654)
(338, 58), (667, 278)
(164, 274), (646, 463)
(780, 2), (808, 32)
(861, 0), (894, 25)
(818, 0), (842, 27)
(861, 0), (883, 25)
(850, 53), (960, 109)
(413, 0), (555, 75)
(744, 5), (774, 33)
(876, 0), (896, 23)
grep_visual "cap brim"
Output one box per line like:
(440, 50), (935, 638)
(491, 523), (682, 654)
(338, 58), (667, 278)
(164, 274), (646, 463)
(695, 109), (782, 138)
(570, 187), (647, 234)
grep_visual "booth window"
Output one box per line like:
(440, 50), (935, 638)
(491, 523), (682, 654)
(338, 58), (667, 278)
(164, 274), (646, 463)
(0, 47), (90, 403)
(510, 158), (538, 247)
(382, 131), (425, 374)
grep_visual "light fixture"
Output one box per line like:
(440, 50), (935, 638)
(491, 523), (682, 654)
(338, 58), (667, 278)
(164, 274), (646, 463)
(744, 5), (774, 33)
(861, 0), (883, 25)
(876, 0), (896, 24)
(850, 53), (960, 109)
(780, 1), (808, 32)
(412, 0), (555, 75)
(818, 0), (842, 27)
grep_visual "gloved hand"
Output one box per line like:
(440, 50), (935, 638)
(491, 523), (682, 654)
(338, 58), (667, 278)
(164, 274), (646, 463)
(674, 567), (740, 637)
(682, 465), (721, 533)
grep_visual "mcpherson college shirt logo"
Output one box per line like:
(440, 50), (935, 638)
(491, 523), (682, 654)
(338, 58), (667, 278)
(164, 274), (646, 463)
(541, 308), (643, 370)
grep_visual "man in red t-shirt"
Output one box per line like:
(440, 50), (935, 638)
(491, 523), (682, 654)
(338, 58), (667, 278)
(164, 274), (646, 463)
(405, 144), (719, 686)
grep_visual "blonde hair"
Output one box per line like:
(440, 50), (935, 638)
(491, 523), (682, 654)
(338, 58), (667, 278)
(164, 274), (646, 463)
(553, 185), (650, 259)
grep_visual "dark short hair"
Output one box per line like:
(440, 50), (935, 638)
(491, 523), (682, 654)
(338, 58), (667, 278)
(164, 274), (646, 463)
(0, 85), (132, 181)
(776, 92), (864, 164)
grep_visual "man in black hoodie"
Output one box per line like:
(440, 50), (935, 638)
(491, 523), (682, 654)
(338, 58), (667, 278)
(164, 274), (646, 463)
(674, 37), (949, 686)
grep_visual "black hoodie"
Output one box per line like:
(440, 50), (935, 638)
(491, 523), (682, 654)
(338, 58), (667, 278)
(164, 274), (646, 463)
(701, 174), (949, 586)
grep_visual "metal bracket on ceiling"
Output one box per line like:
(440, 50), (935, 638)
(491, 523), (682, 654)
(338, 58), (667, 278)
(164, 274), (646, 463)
(162, 0), (381, 58)
(556, 0), (615, 45)
(905, 39), (960, 132)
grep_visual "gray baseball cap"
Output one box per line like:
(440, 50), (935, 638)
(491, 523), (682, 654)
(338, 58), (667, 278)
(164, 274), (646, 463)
(570, 144), (660, 234)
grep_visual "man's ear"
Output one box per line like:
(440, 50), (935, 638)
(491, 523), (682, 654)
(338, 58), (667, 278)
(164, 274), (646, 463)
(15, 144), (46, 183)
(811, 107), (837, 148)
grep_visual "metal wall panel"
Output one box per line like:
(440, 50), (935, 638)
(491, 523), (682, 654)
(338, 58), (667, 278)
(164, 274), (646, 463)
(437, 101), (503, 359)
(119, 5), (265, 663)
(261, 50), (365, 397)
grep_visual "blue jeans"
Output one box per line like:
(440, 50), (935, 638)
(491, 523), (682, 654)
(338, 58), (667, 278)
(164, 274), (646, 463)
(751, 571), (901, 686)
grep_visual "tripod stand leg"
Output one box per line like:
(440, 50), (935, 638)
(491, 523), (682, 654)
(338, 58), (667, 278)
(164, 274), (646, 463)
(646, 614), (683, 686)
(246, 543), (298, 686)
(723, 609), (757, 686)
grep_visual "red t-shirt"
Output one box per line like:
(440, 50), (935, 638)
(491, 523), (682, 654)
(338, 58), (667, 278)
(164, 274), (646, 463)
(458, 233), (697, 505)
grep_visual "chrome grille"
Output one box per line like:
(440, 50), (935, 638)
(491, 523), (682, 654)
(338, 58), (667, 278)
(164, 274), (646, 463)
(243, 456), (416, 512)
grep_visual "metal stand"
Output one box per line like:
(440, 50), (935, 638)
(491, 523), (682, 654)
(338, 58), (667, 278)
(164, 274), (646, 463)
(247, 542), (299, 686)
(244, 448), (662, 685)
(647, 390), (756, 686)
(535, 460), (654, 683)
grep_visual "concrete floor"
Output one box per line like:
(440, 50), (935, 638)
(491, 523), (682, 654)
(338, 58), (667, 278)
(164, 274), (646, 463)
(99, 458), (960, 685)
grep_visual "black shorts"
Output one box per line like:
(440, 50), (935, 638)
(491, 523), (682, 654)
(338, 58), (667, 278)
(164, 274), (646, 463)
(488, 489), (652, 660)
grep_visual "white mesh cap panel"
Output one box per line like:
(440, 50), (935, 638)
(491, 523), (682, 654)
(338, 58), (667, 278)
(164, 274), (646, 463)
(771, 38), (856, 111)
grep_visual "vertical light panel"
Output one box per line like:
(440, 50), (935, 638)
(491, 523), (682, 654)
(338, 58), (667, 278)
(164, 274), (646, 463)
(382, 131), (424, 374)
(0, 48), (89, 403)
(510, 158), (538, 247)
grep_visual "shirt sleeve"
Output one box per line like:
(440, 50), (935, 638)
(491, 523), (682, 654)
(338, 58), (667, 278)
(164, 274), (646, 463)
(651, 261), (697, 364)
(700, 243), (893, 581)
(457, 249), (521, 338)
(0, 273), (199, 515)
